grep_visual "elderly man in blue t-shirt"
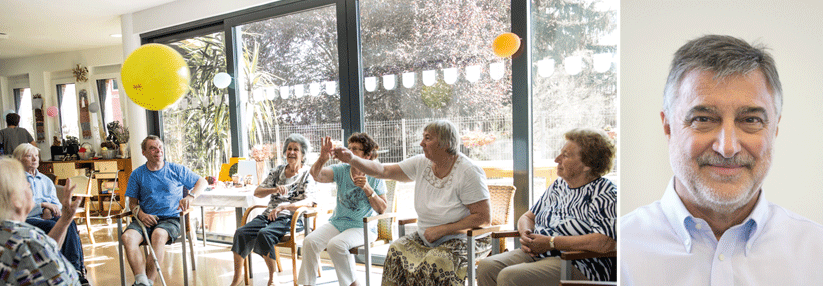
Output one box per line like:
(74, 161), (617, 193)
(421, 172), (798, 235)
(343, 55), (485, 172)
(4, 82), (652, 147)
(122, 135), (207, 286)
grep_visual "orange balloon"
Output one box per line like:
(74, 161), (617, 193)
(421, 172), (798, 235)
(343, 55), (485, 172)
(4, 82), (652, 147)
(493, 33), (521, 58)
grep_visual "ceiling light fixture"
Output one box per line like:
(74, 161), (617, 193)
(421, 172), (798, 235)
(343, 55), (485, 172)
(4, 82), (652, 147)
(110, 34), (122, 38)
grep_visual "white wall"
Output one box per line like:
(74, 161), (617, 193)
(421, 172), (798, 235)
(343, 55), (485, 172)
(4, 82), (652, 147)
(0, 45), (125, 159)
(620, 0), (823, 223)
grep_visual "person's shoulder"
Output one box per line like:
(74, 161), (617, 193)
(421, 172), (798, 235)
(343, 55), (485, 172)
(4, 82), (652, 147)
(767, 203), (823, 232)
(621, 200), (665, 232)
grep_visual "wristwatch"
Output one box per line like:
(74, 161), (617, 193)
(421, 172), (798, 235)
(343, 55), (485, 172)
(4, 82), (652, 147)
(187, 193), (197, 199)
(369, 191), (378, 198)
(549, 236), (556, 249)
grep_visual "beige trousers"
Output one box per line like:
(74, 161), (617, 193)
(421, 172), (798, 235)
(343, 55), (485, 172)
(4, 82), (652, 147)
(476, 249), (586, 286)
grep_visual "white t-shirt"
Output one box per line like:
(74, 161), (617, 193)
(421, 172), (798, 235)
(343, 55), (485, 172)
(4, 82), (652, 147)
(398, 153), (489, 244)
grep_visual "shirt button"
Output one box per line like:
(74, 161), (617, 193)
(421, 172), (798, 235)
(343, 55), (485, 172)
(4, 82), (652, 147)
(718, 254), (725, 261)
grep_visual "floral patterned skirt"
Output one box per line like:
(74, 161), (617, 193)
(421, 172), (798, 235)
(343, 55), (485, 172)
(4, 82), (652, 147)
(381, 232), (492, 286)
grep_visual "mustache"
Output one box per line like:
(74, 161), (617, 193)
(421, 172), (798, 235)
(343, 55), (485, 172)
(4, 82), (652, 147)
(696, 153), (754, 168)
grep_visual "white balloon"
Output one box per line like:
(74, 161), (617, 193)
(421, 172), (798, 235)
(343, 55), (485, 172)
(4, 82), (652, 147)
(88, 102), (100, 113)
(213, 72), (232, 88)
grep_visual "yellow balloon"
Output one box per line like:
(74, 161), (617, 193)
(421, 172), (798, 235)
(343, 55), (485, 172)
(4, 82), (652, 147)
(121, 44), (190, 111)
(493, 32), (521, 58)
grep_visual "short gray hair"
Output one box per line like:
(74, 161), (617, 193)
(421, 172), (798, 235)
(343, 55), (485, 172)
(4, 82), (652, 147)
(0, 158), (28, 221)
(141, 135), (162, 151)
(12, 143), (39, 161)
(424, 120), (461, 155)
(663, 35), (782, 118)
(282, 133), (311, 163)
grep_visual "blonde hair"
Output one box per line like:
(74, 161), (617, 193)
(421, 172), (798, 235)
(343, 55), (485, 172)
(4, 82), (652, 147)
(0, 158), (29, 221)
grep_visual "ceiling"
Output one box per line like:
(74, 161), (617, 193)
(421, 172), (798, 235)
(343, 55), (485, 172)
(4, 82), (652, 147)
(0, 0), (176, 60)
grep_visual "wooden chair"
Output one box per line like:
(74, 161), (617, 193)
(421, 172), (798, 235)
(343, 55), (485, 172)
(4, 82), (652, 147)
(114, 199), (198, 286)
(490, 231), (616, 285)
(240, 204), (318, 286)
(68, 174), (96, 244)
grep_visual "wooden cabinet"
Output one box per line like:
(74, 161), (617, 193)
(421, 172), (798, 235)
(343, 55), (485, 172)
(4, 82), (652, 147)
(39, 158), (132, 207)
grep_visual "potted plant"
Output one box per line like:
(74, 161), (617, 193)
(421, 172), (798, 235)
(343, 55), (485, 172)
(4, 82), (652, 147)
(106, 121), (130, 157)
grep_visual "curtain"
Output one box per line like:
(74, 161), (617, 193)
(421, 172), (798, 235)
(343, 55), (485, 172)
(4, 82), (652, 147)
(56, 84), (64, 138)
(13, 88), (22, 112)
(96, 79), (109, 133)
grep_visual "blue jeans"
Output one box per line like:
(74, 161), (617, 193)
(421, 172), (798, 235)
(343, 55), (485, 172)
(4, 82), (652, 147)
(231, 214), (303, 259)
(26, 216), (85, 273)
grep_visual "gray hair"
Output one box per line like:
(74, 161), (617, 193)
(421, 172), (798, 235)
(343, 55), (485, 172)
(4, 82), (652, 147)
(12, 143), (39, 161)
(282, 133), (311, 163)
(0, 158), (28, 221)
(663, 35), (782, 119)
(424, 119), (461, 155)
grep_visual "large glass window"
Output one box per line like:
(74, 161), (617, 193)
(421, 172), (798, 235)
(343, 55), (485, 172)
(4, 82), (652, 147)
(57, 83), (79, 139)
(531, 0), (618, 199)
(164, 32), (231, 178)
(12, 88), (33, 134)
(238, 4), (341, 208)
(95, 78), (124, 128)
(360, 0), (513, 217)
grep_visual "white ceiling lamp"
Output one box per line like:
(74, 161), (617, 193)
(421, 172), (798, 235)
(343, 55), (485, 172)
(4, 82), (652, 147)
(309, 82), (321, 96)
(364, 76), (377, 92)
(465, 65), (481, 82)
(383, 74), (396, 90)
(592, 53), (613, 73)
(489, 62), (505, 80)
(294, 84), (305, 98)
(402, 72), (415, 88)
(280, 86), (290, 99)
(443, 68), (458, 85)
(325, 81), (337, 95)
(537, 58), (555, 78)
(564, 55), (583, 75)
(422, 70), (436, 86)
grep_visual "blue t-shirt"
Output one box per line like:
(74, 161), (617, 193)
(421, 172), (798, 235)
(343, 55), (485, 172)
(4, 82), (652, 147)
(126, 162), (200, 217)
(328, 164), (386, 233)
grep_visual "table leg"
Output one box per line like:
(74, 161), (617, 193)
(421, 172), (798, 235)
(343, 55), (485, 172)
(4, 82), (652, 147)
(201, 206), (207, 247)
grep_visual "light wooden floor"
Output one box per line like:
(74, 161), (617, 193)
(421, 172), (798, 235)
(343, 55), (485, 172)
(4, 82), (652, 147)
(80, 221), (384, 286)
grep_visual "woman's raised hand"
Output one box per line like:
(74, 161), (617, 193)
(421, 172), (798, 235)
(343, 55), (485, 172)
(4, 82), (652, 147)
(319, 136), (333, 161)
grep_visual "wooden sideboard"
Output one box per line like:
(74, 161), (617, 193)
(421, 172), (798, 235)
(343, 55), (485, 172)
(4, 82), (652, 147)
(39, 158), (132, 207)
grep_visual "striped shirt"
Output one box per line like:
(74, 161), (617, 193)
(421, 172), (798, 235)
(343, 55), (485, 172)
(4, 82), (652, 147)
(531, 177), (616, 281)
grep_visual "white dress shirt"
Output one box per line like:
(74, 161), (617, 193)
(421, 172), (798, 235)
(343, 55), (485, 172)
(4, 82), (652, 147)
(621, 178), (823, 285)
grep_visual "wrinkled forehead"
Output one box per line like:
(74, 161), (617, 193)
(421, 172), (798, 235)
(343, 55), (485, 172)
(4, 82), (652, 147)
(675, 70), (777, 116)
(145, 139), (163, 149)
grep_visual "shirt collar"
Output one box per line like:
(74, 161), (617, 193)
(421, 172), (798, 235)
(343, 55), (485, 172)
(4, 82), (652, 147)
(660, 177), (772, 255)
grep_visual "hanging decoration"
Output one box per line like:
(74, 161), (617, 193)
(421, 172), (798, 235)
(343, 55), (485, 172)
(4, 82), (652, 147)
(73, 64), (89, 83)
(493, 32), (521, 58)
(78, 89), (92, 139)
(47, 106), (59, 117)
(121, 43), (191, 111)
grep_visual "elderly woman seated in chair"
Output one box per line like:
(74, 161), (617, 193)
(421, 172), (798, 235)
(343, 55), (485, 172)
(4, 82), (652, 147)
(0, 158), (83, 285)
(332, 120), (491, 286)
(297, 133), (388, 286)
(229, 133), (317, 286)
(477, 128), (617, 286)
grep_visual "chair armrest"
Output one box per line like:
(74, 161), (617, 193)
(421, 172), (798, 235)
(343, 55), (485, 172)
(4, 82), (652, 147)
(491, 230), (520, 239)
(398, 217), (418, 225)
(112, 210), (134, 219)
(363, 212), (398, 223)
(240, 205), (269, 226)
(560, 250), (617, 260)
(467, 225), (501, 237)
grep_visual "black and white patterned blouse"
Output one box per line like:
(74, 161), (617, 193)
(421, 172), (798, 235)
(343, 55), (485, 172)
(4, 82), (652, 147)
(531, 177), (617, 281)
(259, 164), (316, 218)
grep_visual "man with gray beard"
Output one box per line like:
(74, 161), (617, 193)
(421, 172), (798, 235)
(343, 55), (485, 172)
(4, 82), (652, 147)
(620, 35), (823, 285)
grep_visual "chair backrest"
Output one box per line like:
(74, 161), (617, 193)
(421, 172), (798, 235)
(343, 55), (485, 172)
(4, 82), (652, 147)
(375, 180), (397, 242)
(488, 185), (516, 227)
(68, 175), (93, 196)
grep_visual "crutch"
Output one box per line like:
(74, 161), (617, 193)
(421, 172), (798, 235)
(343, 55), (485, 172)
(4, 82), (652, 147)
(132, 206), (168, 286)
